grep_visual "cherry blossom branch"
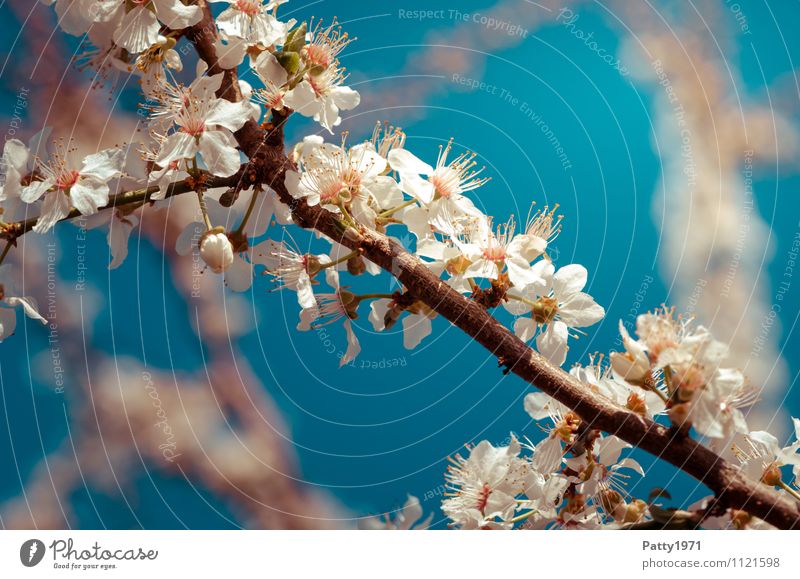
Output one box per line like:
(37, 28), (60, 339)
(0, 174), (239, 243)
(175, 2), (800, 530)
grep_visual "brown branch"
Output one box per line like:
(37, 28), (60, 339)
(155, 0), (800, 530)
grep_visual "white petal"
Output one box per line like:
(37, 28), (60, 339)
(0, 308), (16, 341)
(402, 314), (431, 350)
(513, 317), (537, 342)
(225, 255), (254, 292)
(368, 299), (391, 331)
(388, 149), (433, 176)
(340, 319), (361, 366)
(558, 292), (605, 328)
(552, 264), (588, 298)
(80, 148), (124, 181)
(70, 180), (110, 215)
(198, 130), (241, 177)
(536, 321), (569, 366)
(113, 7), (160, 53)
(331, 85), (360, 111)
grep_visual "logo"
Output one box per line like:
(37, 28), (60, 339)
(20, 539), (46, 567)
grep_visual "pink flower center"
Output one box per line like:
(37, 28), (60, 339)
(305, 44), (332, 69)
(476, 483), (492, 513)
(234, 0), (261, 16)
(320, 180), (345, 202)
(182, 117), (206, 137)
(483, 246), (506, 262)
(56, 170), (80, 191)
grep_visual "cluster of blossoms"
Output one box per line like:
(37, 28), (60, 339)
(1, 0), (798, 530)
(437, 315), (800, 529)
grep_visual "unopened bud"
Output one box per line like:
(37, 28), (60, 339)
(199, 229), (234, 273)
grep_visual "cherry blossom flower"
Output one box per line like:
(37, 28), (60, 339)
(210, 0), (290, 44)
(285, 139), (399, 229)
(735, 421), (800, 487)
(442, 437), (527, 529)
(610, 320), (651, 384)
(509, 263), (605, 366)
(0, 265), (47, 341)
(368, 297), (436, 350)
(388, 140), (488, 232)
(297, 269), (361, 366)
(255, 240), (327, 309)
(153, 74), (252, 178)
(524, 392), (578, 473)
(93, 0), (202, 55)
(455, 216), (548, 288)
(21, 144), (124, 233)
(284, 66), (360, 133)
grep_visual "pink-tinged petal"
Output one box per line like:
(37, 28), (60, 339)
(80, 148), (124, 181)
(533, 436), (563, 474)
(153, 0), (202, 29)
(215, 7), (250, 38)
(388, 149), (434, 176)
(402, 314), (431, 350)
(513, 317), (537, 342)
(536, 321), (569, 366)
(552, 264), (588, 298)
(32, 191), (71, 234)
(155, 132), (197, 168)
(113, 6), (160, 53)
(198, 130), (241, 177)
(20, 179), (53, 203)
(297, 306), (319, 331)
(70, 180), (110, 215)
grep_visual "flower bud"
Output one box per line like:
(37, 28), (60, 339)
(347, 255), (366, 276)
(668, 402), (691, 429)
(200, 229), (234, 273)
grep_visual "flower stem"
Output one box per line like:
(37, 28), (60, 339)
(355, 293), (395, 303)
(779, 481), (800, 503)
(508, 509), (538, 524)
(234, 188), (261, 235)
(196, 190), (212, 230)
(378, 198), (417, 219)
(319, 250), (359, 270)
